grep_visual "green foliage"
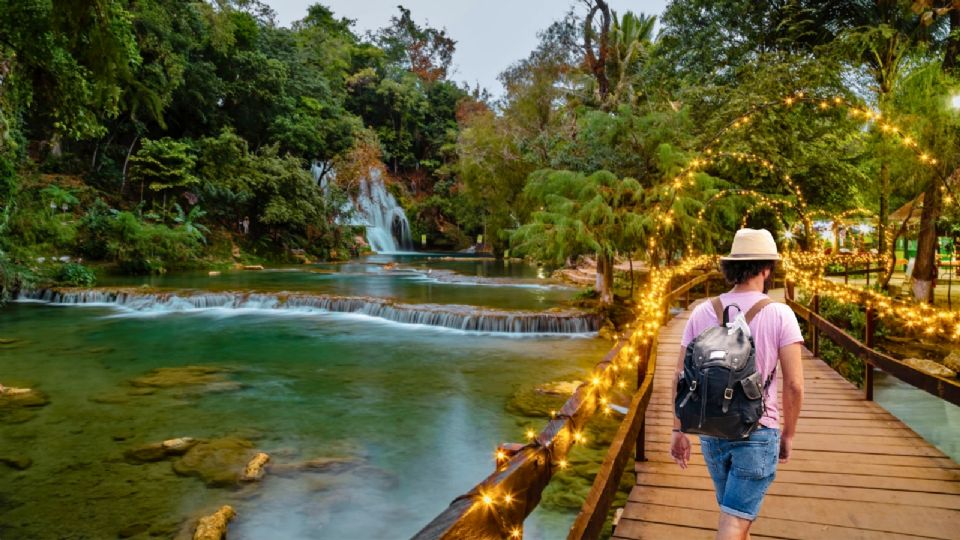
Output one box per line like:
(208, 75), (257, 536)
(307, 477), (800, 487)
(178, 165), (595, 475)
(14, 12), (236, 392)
(55, 262), (95, 287)
(512, 169), (648, 264)
(129, 137), (198, 195)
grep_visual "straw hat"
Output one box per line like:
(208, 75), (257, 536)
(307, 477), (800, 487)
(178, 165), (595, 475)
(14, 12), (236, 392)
(721, 228), (780, 261)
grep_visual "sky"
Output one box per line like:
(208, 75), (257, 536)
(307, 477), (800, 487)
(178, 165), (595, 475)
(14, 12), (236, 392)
(269, 1), (670, 97)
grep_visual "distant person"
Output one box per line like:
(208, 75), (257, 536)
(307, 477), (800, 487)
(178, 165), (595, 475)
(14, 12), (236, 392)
(670, 228), (805, 540)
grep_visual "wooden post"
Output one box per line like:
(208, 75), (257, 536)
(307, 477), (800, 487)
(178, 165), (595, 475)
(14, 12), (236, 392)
(705, 279), (710, 298)
(864, 307), (875, 401)
(866, 261), (871, 287)
(636, 417), (647, 463)
(786, 280), (794, 301)
(811, 294), (820, 358)
(844, 261), (849, 284)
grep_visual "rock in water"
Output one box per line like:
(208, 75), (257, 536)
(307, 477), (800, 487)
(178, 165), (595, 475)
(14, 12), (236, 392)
(129, 366), (229, 388)
(943, 351), (960, 374)
(173, 437), (257, 487)
(193, 506), (236, 540)
(163, 437), (198, 455)
(903, 358), (957, 379)
(125, 437), (199, 464)
(241, 452), (270, 481)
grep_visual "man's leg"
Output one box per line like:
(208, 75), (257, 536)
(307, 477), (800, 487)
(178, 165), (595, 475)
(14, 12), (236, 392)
(716, 511), (752, 540)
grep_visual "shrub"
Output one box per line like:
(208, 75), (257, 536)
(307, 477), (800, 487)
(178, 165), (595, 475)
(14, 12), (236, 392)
(56, 263), (96, 287)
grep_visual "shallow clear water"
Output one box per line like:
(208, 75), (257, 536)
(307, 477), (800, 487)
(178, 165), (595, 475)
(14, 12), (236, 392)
(0, 260), (606, 540)
(97, 257), (572, 312)
(874, 371), (960, 461)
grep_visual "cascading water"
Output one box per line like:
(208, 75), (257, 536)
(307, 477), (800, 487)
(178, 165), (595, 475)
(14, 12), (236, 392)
(356, 168), (412, 253)
(20, 289), (600, 334)
(313, 163), (413, 253)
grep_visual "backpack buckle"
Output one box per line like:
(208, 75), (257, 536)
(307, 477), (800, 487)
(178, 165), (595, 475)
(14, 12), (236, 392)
(723, 388), (734, 400)
(690, 380), (697, 391)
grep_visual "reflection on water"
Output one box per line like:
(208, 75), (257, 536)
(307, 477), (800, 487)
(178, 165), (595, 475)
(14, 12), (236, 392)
(874, 371), (960, 461)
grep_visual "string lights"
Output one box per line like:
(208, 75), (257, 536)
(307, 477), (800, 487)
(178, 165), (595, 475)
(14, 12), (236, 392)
(785, 254), (960, 341)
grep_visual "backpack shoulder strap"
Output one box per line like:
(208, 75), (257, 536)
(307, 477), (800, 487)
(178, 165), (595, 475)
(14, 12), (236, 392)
(744, 297), (774, 324)
(710, 297), (724, 325)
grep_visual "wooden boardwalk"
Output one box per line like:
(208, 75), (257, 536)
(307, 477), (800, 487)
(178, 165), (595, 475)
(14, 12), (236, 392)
(613, 293), (960, 540)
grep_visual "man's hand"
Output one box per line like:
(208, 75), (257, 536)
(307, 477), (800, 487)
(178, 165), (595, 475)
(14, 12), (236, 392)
(779, 434), (793, 463)
(670, 431), (691, 469)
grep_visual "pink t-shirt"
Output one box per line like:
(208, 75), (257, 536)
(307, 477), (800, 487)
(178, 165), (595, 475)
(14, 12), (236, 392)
(680, 291), (804, 430)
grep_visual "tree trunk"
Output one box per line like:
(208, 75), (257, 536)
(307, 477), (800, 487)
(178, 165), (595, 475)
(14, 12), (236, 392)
(121, 134), (139, 195)
(597, 251), (614, 305)
(911, 179), (942, 303)
(583, 0), (611, 104)
(878, 161), (890, 254)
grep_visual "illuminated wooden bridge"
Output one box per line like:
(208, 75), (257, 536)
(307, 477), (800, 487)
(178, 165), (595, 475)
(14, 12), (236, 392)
(414, 265), (960, 540)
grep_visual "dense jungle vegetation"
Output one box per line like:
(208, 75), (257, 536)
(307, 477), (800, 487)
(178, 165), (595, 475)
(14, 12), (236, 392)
(2, 1), (960, 304)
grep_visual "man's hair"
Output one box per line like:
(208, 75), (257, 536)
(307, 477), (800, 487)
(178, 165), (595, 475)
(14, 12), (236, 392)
(720, 259), (776, 285)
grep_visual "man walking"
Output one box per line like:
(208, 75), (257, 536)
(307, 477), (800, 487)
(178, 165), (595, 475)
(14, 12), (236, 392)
(670, 228), (805, 540)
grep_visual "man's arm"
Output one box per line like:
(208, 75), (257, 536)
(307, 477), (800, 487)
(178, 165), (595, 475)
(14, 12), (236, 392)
(670, 347), (691, 469)
(778, 342), (804, 463)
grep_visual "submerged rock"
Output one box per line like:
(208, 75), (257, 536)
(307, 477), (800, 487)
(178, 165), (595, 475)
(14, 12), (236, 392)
(903, 358), (956, 379)
(0, 338), (20, 345)
(172, 437), (257, 487)
(269, 456), (362, 477)
(0, 455), (33, 470)
(125, 437), (199, 464)
(193, 505), (236, 540)
(506, 380), (581, 418)
(0, 387), (50, 424)
(129, 366), (230, 389)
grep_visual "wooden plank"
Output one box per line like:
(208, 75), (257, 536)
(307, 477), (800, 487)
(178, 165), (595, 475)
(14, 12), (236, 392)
(627, 486), (959, 538)
(612, 519), (783, 540)
(618, 503), (934, 540)
(613, 291), (960, 540)
(635, 471), (960, 510)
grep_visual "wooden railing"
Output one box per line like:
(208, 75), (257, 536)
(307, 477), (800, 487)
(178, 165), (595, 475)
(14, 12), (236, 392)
(784, 283), (960, 407)
(566, 271), (721, 540)
(411, 270), (722, 540)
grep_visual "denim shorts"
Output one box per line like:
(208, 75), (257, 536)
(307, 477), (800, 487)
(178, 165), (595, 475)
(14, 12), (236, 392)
(699, 427), (780, 521)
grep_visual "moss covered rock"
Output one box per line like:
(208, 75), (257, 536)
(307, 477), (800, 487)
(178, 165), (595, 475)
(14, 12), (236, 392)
(172, 437), (258, 487)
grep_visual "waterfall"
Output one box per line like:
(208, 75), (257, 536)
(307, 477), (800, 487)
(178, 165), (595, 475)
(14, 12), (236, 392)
(313, 164), (413, 254)
(356, 168), (412, 253)
(20, 289), (600, 335)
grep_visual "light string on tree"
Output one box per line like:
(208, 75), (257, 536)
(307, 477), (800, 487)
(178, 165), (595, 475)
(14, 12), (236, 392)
(785, 254), (960, 341)
(650, 89), (957, 259)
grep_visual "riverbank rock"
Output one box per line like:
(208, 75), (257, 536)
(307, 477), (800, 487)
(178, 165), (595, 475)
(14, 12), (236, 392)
(943, 351), (960, 374)
(193, 505), (236, 540)
(0, 455), (33, 470)
(173, 437), (257, 487)
(903, 358), (956, 379)
(241, 452), (270, 482)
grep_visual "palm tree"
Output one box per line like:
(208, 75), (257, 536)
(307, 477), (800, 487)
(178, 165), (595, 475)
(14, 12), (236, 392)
(172, 203), (210, 244)
(607, 11), (657, 107)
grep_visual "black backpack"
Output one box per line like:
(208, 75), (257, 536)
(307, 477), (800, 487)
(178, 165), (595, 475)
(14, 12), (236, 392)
(675, 297), (776, 439)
